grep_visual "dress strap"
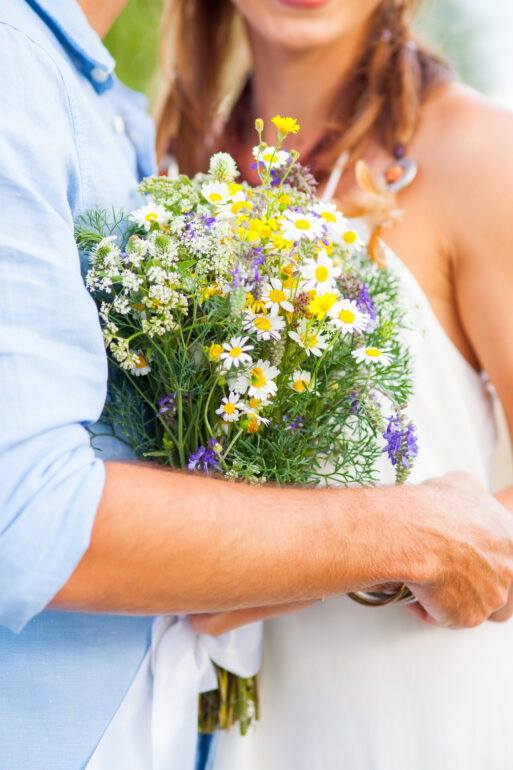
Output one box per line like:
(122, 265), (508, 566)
(321, 150), (349, 202)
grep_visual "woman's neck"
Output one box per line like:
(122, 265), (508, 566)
(247, 22), (371, 157)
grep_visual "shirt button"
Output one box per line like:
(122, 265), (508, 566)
(113, 115), (126, 134)
(90, 67), (110, 84)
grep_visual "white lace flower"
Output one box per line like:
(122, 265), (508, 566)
(260, 278), (294, 316)
(243, 310), (285, 341)
(328, 298), (368, 334)
(130, 202), (169, 231)
(279, 210), (325, 243)
(216, 392), (243, 422)
(219, 336), (254, 369)
(352, 346), (392, 366)
(300, 249), (341, 294)
(121, 271), (143, 292)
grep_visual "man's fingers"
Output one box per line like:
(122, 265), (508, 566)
(488, 586), (513, 623)
(405, 601), (441, 626)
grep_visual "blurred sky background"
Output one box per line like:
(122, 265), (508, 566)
(106, 0), (513, 108)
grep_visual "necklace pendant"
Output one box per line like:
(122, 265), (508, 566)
(382, 157), (418, 192)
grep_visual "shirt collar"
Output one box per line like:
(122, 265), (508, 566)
(26, 0), (116, 93)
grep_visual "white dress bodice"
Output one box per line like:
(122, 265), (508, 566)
(209, 244), (513, 770)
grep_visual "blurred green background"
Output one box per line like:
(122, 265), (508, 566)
(105, 0), (164, 101)
(104, 0), (489, 103)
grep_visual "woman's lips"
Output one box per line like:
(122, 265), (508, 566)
(277, 0), (333, 9)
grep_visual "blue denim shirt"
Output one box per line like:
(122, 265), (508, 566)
(0, 1), (157, 766)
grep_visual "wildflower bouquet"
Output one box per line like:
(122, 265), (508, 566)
(77, 116), (417, 735)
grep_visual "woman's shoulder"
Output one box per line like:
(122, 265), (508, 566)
(414, 81), (513, 190)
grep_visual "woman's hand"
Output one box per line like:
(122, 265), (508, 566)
(189, 600), (317, 637)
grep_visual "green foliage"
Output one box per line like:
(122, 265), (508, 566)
(105, 0), (164, 99)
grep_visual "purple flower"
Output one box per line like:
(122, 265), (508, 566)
(283, 414), (304, 432)
(382, 414), (418, 469)
(345, 392), (360, 414)
(201, 215), (216, 228)
(231, 263), (241, 289)
(252, 249), (265, 283)
(357, 284), (376, 321)
(404, 423), (419, 467)
(187, 439), (221, 474)
(158, 393), (176, 415)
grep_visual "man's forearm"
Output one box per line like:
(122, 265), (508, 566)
(51, 461), (419, 614)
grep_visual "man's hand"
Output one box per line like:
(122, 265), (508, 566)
(403, 472), (513, 628)
(52, 464), (513, 632)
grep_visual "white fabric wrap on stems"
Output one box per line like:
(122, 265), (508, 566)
(86, 615), (262, 770)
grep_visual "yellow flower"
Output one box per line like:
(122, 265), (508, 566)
(228, 182), (244, 195)
(208, 343), (223, 361)
(278, 194), (291, 205)
(247, 419), (259, 434)
(200, 283), (218, 301)
(245, 292), (268, 315)
(272, 115), (300, 135)
(272, 234), (294, 252)
(239, 217), (273, 243)
(281, 263), (297, 289)
(308, 292), (338, 320)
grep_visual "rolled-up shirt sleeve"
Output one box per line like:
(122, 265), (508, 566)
(0, 26), (108, 632)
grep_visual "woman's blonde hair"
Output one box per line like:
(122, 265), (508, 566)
(156, 0), (452, 177)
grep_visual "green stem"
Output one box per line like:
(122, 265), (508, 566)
(221, 428), (244, 465)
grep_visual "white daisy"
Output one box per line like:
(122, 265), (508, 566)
(201, 181), (233, 206)
(279, 210), (325, 243)
(288, 322), (330, 357)
(216, 191), (252, 221)
(290, 370), (313, 393)
(328, 299), (368, 334)
(300, 249), (341, 294)
(241, 404), (270, 426)
(216, 392), (243, 422)
(352, 346), (392, 366)
(219, 336), (254, 370)
(339, 228), (365, 254)
(227, 369), (251, 395)
(260, 278), (294, 316)
(252, 145), (290, 169)
(248, 359), (280, 400)
(129, 351), (151, 376)
(243, 311), (285, 341)
(313, 202), (350, 242)
(130, 202), (169, 232)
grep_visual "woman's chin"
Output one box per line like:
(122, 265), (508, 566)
(276, 0), (334, 9)
(233, 0), (382, 52)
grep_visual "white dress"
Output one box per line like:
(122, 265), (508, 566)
(209, 243), (513, 770)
